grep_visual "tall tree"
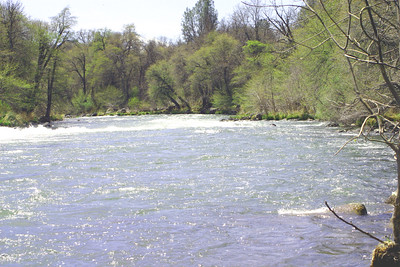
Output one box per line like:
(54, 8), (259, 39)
(0, 0), (25, 60)
(228, 0), (274, 44)
(107, 24), (141, 106)
(146, 59), (181, 109)
(181, 0), (218, 43)
(187, 33), (241, 112)
(38, 7), (76, 121)
(69, 30), (94, 97)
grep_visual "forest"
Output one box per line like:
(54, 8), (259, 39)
(0, 0), (398, 127)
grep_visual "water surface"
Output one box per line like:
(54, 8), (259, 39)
(0, 115), (395, 266)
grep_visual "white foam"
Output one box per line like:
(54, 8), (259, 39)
(278, 207), (328, 216)
(0, 115), (245, 144)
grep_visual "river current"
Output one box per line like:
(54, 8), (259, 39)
(0, 114), (396, 266)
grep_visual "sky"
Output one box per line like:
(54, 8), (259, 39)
(17, 0), (246, 40)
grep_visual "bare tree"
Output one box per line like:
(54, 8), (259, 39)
(227, 0), (275, 44)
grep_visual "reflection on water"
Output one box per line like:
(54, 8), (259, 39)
(0, 115), (395, 266)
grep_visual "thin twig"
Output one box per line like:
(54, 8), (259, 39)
(325, 201), (385, 243)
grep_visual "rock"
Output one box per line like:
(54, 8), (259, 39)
(335, 203), (368, 215)
(327, 122), (340, 127)
(105, 108), (115, 114)
(118, 108), (129, 114)
(208, 108), (218, 114)
(371, 242), (400, 267)
(386, 192), (397, 205)
(280, 203), (367, 216)
(43, 122), (57, 130)
(253, 114), (263, 120)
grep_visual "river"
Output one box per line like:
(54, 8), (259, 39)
(0, 114), (396, 266)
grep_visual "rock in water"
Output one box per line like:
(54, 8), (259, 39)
(336, 203), (368, 215)
(386, 192), (397, 205)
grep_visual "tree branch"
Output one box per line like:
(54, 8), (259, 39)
(325, 201), (385, 243)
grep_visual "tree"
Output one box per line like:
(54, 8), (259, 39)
(0, 0), (33, 114)
(235, 40), (282, 114)
(187, 33), (241, 113)
(106, 24), (141, 106)
(264, 0), (297, 44)
(0, 0), (26, 62)
(69, 30), (94, 97)
(181, 0), (218, 43)
(146, 59), (181, 109)
(33, 7), (75, 121)
(227, 0), (275, 44)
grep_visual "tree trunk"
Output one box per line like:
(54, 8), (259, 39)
(178, 96), (191, 111)
(166, 94), (181, 110)
(393, 150), (400, 244)
(44, 58), (58, 122)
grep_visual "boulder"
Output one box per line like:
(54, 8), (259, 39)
(251, 114), (263, 121)
(371, 242), (400, 267)
(335, 203), (368, 215)
(385, 192), (397, 205)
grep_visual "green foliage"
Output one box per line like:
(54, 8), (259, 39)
(0, 100), (11, 115)
(127, 97), (140, 110)
(146, 60), (180, 108)
(212, 92), (233, 113)
(0, 0), (391, 126)
(72, 91), (94, 114)
(95, 85), (124, 110)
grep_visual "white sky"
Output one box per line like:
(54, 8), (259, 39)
(17, 0), (246, 40)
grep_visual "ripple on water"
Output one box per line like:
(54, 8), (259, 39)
(0, 115), (394, 266)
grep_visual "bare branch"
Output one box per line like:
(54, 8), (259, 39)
(325, 201), (385, 243)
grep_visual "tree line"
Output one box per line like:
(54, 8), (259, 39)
(0, 0), (395, 126)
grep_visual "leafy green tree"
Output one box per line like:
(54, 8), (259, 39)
(234, 40), (277, 114)
(146, 59), (181, 109)
(186, 33), (241, 112)
(0, 0), (33, 115)
(106, 24), (141, 106)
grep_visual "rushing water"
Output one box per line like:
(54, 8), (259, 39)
(0, 114), (396, 266)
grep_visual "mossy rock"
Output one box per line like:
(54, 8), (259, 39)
(371, 242), (400, 267)
(336, 203), (368, 215)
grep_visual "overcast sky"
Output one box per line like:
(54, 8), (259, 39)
(17, 0), (247, 40)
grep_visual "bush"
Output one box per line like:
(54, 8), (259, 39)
(72, 92), (95, 114)
(0, 100), (11, 117)
(127, 97), (141, 111)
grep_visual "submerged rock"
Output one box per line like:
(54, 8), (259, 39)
(279, 203), (367, 216)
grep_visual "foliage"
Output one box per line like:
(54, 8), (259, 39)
(181, 0), (218, 43)
(71, 91), (94, 114)
(0, 0), (397, 125)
